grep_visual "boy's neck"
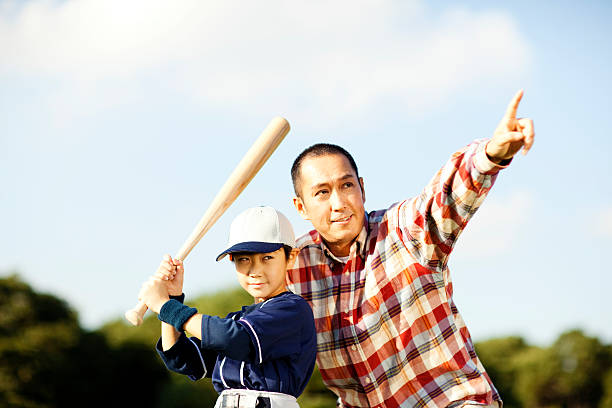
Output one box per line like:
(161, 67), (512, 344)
(255, 288), (288, 303)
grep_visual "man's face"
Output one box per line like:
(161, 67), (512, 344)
(293, 154), (365, 257)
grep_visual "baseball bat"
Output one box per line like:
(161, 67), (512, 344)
(124, 117), (291, 326)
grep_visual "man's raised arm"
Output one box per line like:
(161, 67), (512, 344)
(397, 90), (535, 271)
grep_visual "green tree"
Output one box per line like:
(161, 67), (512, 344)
(600, 364), (612, 408)
(475, 336), (530, 407)
(547, 330), (610, 406)
(477, 331), (612, 408)
(297, 365), (338, 408)
(0, 274), (167, 407)
(510, 330), (611, 408)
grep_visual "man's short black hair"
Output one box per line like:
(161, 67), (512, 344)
(291, 143), (359, 198)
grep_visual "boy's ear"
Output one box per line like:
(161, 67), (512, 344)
(293, 196), (310, 221)
(286, 248), (300, 269)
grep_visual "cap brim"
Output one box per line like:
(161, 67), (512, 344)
(216, 242), (284, 262)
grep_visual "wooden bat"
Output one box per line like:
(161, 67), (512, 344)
(124, 117), (291, 326)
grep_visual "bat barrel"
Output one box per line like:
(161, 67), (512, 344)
(175, 116), (290, 261)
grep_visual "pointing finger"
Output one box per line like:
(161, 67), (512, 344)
(518, 118), (535, 155)
(503, 89), (524, 122)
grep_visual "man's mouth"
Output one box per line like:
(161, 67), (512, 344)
(331, 215), (352, 223)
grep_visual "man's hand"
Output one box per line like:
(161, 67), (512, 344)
(486, 90), (535, 164)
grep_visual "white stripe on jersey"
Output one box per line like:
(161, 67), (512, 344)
(187, 337), (206, 379)
(238, 318), (263, 364)
(219, 357), (229, 388)
(240, 361), (245, 386)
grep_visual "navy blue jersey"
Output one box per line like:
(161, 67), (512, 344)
(156, 291), (317, 397)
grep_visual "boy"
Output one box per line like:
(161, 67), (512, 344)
(138, 206), (317, 408)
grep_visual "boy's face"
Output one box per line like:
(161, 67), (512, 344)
(232, 248), (298, 303)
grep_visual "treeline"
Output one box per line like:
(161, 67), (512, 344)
(1, 274), (610, 407)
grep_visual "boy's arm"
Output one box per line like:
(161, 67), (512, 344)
(182, 314), (203, 340)
(156, 332), (214, 381)
(140, 256), (255, 361)
(162, 305), (203, 345)
(144, 255), (185, 350)
(234, 296), (314, 363)
(143, 288), (255, 361)
(161, 293), (192, 350)
(161, 322), (181, 351)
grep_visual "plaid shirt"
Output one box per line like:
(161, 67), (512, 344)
(286, 140), (504, 407)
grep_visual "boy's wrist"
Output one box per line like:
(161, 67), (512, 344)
(158, 299), (198, 332)
(150, 296), (170, 314)
(169, 293), (185, 303)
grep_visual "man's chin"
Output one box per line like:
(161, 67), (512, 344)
(322, 232), (360, 253)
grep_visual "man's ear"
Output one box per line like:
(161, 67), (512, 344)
(359, 177), (366, 203)
(293, 196), (310, 221)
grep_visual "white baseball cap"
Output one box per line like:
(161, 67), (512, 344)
(216, 206), (296, 261)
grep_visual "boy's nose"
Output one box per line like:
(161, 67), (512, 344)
(248, 265), (263, 277)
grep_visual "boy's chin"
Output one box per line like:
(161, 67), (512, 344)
(247, 287), (269, 299)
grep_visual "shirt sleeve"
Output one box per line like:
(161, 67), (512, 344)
(236, 295), (312, 364)
(200, 312), (256, 362)
(396, 139), (509, 272)
(155, 333), (217, 381)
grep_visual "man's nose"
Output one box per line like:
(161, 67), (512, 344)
(330, 189), (345, 211)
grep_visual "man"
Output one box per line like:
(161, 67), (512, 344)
(286, 90), (534, 407)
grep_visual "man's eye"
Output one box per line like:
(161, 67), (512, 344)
(237, 257), (249, 262)
(343, 182), (354, 188)
(263, 255), (273, 261)
(315, 189), (329, 196)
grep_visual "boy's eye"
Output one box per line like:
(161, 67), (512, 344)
(236, 257), (250, 262)
(262, 255), (273, 261)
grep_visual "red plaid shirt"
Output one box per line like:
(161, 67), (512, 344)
(287, 140), (504, 407)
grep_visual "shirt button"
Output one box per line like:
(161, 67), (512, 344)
(364, 377), (371, 384)
(350, 345), (356, 351)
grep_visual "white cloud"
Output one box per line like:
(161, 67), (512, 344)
(0, 0), (530, 123)
(452, 190), (534, 260)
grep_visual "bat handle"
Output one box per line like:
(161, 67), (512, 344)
(125, 301), (148, 326)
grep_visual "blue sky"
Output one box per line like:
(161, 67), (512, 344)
(1, 0), (610, 345)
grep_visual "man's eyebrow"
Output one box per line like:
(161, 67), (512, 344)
(310, 174), (356, 190)
(310, 182), (329, 191)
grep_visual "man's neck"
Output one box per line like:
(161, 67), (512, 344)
(325, 240), (353, 258)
